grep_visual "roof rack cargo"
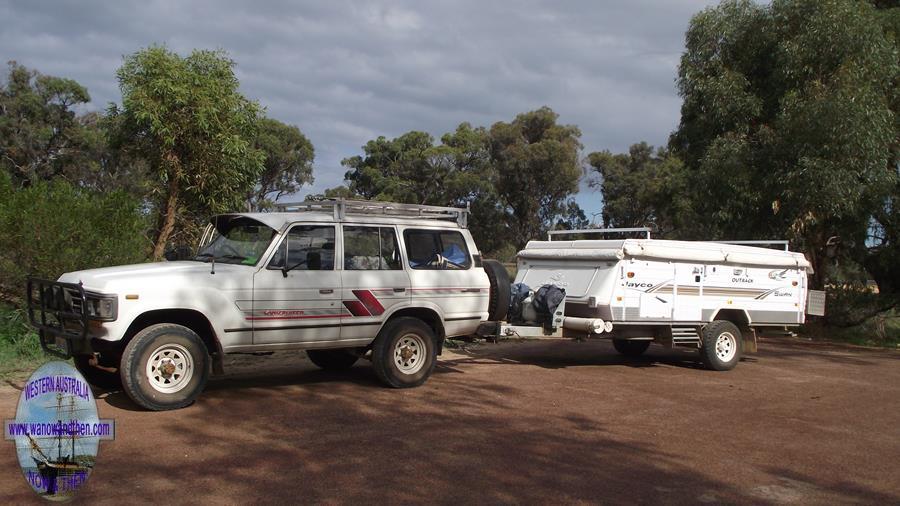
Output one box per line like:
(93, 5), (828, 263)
(275, 199), (470, 228)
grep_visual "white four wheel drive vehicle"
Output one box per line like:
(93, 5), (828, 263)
(26, 201), (825, 411)
(28, 200), (497, 411)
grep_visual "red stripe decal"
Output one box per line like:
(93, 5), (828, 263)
(353, 289), (385, 316)
(247, 314), (344, 321)
(343, 300), (371, 317)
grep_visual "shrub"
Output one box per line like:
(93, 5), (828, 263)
(0, 173), (150, 303)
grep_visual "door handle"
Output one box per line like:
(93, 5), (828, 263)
(393, 287), (406, 293)
(319, 289), (333, 294)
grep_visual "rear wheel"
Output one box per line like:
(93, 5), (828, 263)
(483, 259), (510, 322)
(120, 323), (210, 411)
(372, 317), (437, 388)
(700, 320), (742, 371)
(612, 339), (651, 357)
(306, 349), (359, 370)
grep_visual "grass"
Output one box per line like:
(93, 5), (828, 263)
(802, 310), (900, 349)
(0, 304), (53, 381)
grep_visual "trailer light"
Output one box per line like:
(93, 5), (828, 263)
(627, 272), (634, 278)
(727, 300), (733, 305)
(616, 296), (623, 302)
(125, 294), (139, 300)
(792, 281), (798, 287)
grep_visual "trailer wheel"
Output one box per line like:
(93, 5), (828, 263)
(700, 320), (742, 371)
(306, 349), (359, 370)
(612, 339), (651, 357)
(120, 323), (210, 411)
(483, 259), (510, 322)
(372, 317), (436, 388)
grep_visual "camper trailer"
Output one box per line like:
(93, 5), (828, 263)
(497, 231), (825, 371)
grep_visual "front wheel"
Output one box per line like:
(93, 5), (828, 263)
(371, 317), (437, 388)
(700, 320), (742, 371)
(120, 323), (210, 411)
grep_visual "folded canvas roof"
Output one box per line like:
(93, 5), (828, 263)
(519, 239), (812, 271)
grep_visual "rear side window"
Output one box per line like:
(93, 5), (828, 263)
(343, 226), (402, 270)
(403, 229), (471, 269)
(268, 226), (335, 270)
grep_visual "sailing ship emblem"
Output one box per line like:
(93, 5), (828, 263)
(6, 361), (114, 500)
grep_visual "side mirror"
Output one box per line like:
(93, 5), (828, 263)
(164, 245), (193, 261)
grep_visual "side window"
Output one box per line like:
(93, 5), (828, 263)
(344, 226), (401, 270)
(403, 229), (471, 269)
(268, 226), (335, 271)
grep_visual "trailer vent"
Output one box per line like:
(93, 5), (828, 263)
(806, 290), (826, 316)
(671, 326), (701, 347)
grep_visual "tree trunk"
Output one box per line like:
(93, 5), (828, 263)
(151, 167), (180, 261)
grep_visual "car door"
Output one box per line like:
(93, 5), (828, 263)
(339, 225), (411, 340)
(251, 224), (342, 345)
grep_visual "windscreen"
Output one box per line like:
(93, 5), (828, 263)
(195, 216), (276, 266)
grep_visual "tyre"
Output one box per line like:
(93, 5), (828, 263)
(700, 320), (742, 371)
(371, 317), (437, 388)
(483, 259), (510, 322)
(120, 323), (210, 411)
(306, 348), (359, 370)
(612, 339), (651, 357)
(74, 353), (121, 390)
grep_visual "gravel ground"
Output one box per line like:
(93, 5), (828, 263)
(1, 336), (899, 504)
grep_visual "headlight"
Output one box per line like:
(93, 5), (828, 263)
(85, 294), (118, 321)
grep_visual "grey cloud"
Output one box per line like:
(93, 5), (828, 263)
(1, 0), (716, 212)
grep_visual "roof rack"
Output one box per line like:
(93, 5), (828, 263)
(275, 199), (469, 228)
(548, 227), (652, 241)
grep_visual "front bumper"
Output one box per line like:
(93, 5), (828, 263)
(26, 277), (91, 358)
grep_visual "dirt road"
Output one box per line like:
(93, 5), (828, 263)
(2, 337), (899, 504)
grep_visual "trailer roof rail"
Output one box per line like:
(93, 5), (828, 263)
(548, 227), (652, 241)
(710, 240), (790, 251)
(274, 199), (469, 228)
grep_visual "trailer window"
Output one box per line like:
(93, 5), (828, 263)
(403, 229), (471, 269)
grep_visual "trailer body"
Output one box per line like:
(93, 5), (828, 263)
(507, 239), (823, 364)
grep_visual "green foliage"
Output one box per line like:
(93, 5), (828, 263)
(553, 200), (589, 231)
(587, 143), (690, 236)
(250, 117), (315, 210)
(0, 172), (149, 303)
(112, 46), (265, 258)
(0, 304), (46, 379)
(339, 108), (581, 253)
(670, 0), (899, 294)
(340, 122), (510, 252)
(489, 107), (582, 247)
(343, 122), (494, 206)
(0, 61), (92, 186)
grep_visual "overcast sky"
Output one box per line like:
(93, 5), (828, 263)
(1, 0), (716, 217)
